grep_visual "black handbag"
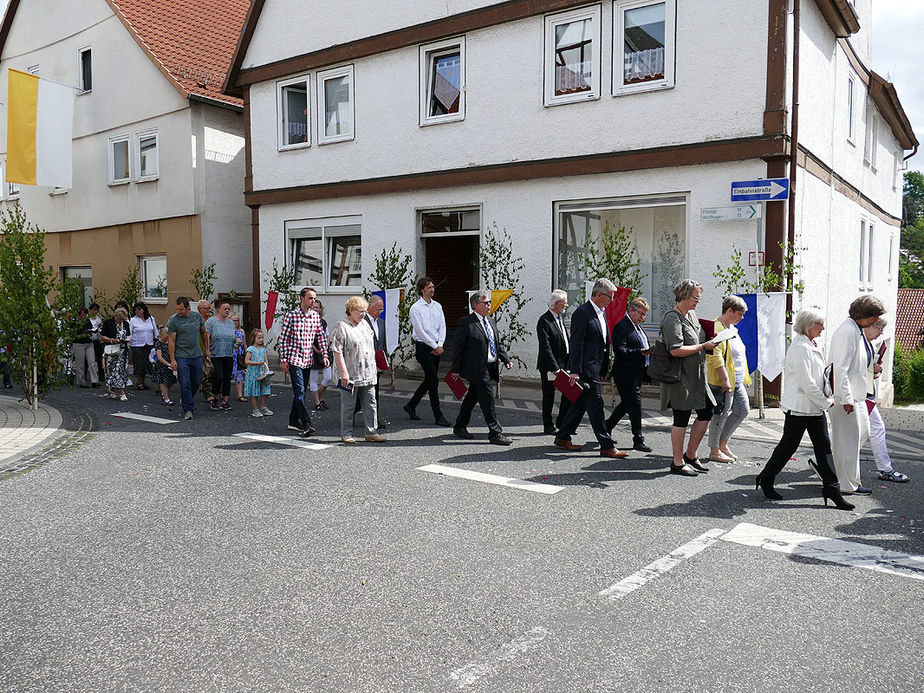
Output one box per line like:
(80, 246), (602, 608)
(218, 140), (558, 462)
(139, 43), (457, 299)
(647, 341), (681, 383)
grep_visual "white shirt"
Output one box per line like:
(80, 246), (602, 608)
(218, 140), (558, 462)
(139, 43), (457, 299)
(553, 311), (569, 354)
(730, 332), (747, 381)
(593, 302), (607, 343)
(129, 315), (157, 347)
(409, 297), (445, 349)
(89, 315), (102, 341)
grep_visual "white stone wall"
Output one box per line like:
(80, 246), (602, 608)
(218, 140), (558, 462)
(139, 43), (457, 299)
(247, 1), (769, 191)
(254, 159), (771, 374)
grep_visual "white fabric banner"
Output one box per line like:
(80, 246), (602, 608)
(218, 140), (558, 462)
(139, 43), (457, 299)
(36, 76), (74, 188)
(756, 293), (786, 381)
(383, 288), (401, 355)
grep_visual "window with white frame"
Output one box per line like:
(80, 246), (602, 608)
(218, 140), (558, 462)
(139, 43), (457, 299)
(419, 37), (465, 125)
(109, 135), (130, 184)
(544, 5), (601, 106)
(278, 76), (310, 149)
(317, 65), (355, 143)
(140, 256), (168, 302)
(858, 219), (867, 285)
(613, 0), (675, 94)
(288, 217), (363, 292)
(1, 162), (21, 199)
(556, 195), (686, 319)
(864, 107), (879, 168)
(846, 75), (856, 143)
(867, 221), (875, 286)
(136, 131), (159, 180)
(50, 186), (68, 195)
(888, 232), (895, 282)
(78, 47), (92, 93)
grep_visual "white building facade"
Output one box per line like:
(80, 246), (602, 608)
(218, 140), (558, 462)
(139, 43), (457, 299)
(226, 0), (916, 399)
(0, 0), (252, 325)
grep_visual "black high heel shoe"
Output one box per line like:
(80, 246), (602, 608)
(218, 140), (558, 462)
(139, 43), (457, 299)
(755, 473), (783, 500)
(683, 453), (709, 473)
(822, 489), (855, 511)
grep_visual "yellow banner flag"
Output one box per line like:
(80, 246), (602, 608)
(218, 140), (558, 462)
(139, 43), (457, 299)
(490, 289), (513, 315)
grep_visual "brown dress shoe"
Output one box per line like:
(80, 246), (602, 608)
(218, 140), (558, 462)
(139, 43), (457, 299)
(554, 438), (580, 451)
(599, 448), (628, 458)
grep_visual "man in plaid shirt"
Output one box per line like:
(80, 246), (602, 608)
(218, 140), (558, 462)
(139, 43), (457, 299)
(278, 287), (329, 436)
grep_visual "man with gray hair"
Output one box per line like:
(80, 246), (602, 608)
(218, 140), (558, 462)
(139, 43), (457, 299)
(554, 279), (627, 458)
(450, 290), (513, 445)
(536, 289), (571, 434)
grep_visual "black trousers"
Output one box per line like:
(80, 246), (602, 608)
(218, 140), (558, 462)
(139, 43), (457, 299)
(606, 375), (644, 442)
(211, 356), (233, 398)
(764, 412), (840, 490)
(540, 373), (570, 431)
(557, 378), (615, 450)
(454, 371), (502, 437)
(408, 341), (443, 418)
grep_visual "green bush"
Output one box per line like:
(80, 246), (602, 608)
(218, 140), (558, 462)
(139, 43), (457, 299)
(893, 342), (924, 403)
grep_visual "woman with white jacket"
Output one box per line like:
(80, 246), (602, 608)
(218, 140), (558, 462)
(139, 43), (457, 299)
(756, 309), (854, 510)
(828, 295), (886, 494)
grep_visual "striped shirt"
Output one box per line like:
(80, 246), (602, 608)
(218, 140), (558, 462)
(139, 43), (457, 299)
(277, 308), (329, 369)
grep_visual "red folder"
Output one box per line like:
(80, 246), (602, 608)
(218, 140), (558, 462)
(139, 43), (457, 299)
(444, 371), (468, 400)
(375, 349), (389, 371)
(875, 341), (887, 366)
(553, 370), (584, 404)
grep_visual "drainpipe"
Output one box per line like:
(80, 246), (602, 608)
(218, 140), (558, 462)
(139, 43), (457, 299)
(786, 0), (800, 315)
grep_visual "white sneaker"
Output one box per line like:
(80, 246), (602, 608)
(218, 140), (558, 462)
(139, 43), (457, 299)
(261, 407), (273, 416)
(119, 394), (129, 402)
(184, 411), (193, 420)
(251, 410), (264, 418)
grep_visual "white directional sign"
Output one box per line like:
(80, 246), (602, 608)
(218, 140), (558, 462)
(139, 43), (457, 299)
(701, 205), (762, 221)
(730, 178), (789, 201)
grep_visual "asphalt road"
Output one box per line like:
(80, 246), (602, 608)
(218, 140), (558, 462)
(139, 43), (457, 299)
(1, 385), (922, 692)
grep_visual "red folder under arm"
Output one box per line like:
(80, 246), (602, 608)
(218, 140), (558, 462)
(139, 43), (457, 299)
(375, 349), (389, 371)
(444, 371), (468, 400)
(553, 370), (584, 404)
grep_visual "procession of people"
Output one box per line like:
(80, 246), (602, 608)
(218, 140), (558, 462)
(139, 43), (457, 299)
(21, 279), (907, 509)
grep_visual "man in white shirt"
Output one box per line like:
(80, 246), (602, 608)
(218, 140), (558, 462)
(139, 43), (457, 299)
(405, 276), (450, 426)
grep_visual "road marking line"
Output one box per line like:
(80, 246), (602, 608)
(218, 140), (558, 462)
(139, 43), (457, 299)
(449, 626), (551, 689)
(597, 528), (725, 599)
(598, 528), (726, 600)
(521, 401), (539, 411)
(233, 432), (330, 450)
(112, 412), (177, 425)
(721, 522), (924, 581)
(417, 464), (563, 494)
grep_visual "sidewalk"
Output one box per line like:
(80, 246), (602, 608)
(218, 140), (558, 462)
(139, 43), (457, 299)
(0, 394), (65, 467)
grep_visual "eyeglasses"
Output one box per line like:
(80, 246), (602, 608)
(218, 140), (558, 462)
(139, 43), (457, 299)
(813, 321), (825, 327)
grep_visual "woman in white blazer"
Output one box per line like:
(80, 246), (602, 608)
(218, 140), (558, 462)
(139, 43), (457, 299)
(828, 295), (886, 494)
(757, 309), (854, 510)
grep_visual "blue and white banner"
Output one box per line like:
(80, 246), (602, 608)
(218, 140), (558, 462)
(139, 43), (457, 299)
(736, 292), (786, 381)
(372, 289), (401, 355)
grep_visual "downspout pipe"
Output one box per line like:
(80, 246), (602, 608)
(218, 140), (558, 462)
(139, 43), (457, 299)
(786, 0), (800, 312)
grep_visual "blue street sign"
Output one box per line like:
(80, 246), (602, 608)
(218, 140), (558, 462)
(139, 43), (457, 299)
(730, 178), (789, 202)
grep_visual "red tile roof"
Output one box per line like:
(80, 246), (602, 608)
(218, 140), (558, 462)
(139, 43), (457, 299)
(895, 289), (924, 353)
(107, 0), (249, 108)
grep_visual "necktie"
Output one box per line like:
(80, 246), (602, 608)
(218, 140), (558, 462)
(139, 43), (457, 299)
(483, 317), (497, 359)
(557, 315), (569, 353)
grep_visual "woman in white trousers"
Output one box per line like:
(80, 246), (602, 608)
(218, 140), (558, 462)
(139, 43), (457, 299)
(863, 318), (910, 483)
(827, 295), (886, 494)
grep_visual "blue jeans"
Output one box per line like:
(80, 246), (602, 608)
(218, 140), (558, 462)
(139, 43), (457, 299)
(176, 356), (203, 413)
(289, 366), (314, 429)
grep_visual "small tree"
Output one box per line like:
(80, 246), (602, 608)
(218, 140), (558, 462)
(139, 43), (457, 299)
(480, 223), (529, 370)
(0, 207), (75, 407)
(191, 263), (217, 301)
(366, 242), (417, 372)
(578, 223), (647, 300)
(263, 260), (300, 355)
(115, 265), (143, 308)
(712, 242), (805, 297)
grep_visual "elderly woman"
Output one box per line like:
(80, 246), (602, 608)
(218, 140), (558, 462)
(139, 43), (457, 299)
(706, 295), (751, 462)
(659, 279), (717, 476)
(100, 306), (131, 401)
(205, 299), (237, 410)
(862, 317), (909, 483)
(129, 301), (157, 390)
(828, 295), (886, 494)
(71, 307), (99, 388)
(757, 309), (854, 510)
(330, 296), (386, 445)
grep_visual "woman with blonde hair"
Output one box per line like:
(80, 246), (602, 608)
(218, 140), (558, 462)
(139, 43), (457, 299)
(706, 295), (751, 462)
(330, 296), (386, 444)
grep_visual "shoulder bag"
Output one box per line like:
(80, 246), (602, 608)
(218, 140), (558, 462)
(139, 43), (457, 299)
(647, 341), (681, 384)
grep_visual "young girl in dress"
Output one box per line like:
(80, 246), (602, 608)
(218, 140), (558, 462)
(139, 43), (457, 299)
(151, 325), (176, 405)
(244, 329), (273, 417)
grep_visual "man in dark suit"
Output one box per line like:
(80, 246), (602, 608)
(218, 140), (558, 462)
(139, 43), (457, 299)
(354, 295), (389, 430)
(607, 297), (653, 452)
(554, 279), (627, 459)
(536, 289), (571, 435)
(451, 290), (513, 445)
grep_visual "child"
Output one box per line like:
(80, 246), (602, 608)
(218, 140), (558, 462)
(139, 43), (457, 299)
(151, 326), (176, 405)
(244, 329), (273, 417)
(309, 299), (331, 411)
